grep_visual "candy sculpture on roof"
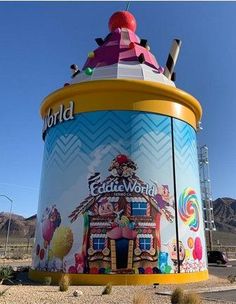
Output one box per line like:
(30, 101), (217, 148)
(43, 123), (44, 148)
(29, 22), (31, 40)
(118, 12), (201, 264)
(30, 10), (208, 285)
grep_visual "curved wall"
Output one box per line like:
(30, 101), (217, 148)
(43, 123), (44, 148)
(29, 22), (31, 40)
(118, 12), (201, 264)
(30, 80), (207, 284)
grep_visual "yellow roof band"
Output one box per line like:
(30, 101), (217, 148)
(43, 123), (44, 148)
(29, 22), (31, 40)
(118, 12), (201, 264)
(41, 79), (202, 130)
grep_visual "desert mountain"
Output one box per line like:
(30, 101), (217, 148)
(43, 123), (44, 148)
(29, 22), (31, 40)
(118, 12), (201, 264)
(0, 197), (235, 241)
(213, 197), (236, 233)
(0, 212), (36, 240)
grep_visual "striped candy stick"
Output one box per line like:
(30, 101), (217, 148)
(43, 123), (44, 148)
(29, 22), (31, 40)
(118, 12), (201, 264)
(163, 39), (182, 80)
(82, 212), (89, 270)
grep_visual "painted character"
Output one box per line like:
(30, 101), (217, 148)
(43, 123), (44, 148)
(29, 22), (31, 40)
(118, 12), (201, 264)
(98, 198), (114, 216)
(109, 154), (137, 177)
(159, 185), (174, 206)
(169, 240), (185, 273)
(113, 209), (124, 225)
(153, 184), (174, 222)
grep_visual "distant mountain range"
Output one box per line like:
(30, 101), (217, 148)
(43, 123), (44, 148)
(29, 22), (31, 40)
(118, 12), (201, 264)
(0, 212), (36, 240)
(213, 197), (236, 233)
(0, 197), (235, 240)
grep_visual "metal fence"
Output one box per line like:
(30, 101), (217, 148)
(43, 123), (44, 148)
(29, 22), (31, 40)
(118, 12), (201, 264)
(0, 243), (33, 259)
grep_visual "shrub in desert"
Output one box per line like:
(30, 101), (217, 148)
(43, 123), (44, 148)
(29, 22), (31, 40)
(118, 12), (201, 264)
(43, 276), (52, 286)
(133, 292), (150, 304)
(227, 275), (236, 283)
(101, 283), (112, 295)
(183, 293), (201, 304)
(171, 287), (184, 304)
(0, 266), (14, 285)
(58, 274), (70, 292)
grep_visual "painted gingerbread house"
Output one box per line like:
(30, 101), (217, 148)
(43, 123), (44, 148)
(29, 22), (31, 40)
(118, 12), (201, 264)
(69, 154), (174, 274)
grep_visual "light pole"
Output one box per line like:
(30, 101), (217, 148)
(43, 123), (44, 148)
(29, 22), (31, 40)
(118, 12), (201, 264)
(0, 195), (13, 258)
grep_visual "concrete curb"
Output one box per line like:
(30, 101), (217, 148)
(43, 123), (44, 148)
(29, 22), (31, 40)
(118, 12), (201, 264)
(208, 263), (232, 268)
(155, 284), (236, 296)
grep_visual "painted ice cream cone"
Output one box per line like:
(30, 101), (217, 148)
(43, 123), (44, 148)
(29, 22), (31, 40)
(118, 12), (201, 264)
(31, 10), (207, 285)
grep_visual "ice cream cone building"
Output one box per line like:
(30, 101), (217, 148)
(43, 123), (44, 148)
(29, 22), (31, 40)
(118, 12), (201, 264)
(29, 11), (208, 284)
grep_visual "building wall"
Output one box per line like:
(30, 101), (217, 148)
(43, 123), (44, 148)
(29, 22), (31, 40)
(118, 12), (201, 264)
(33, 110), (206, 275)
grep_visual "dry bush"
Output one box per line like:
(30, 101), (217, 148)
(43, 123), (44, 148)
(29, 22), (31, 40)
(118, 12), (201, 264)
(227, 275), (236, 283)
(171, 287), (184, 304)
(183, 293), (201, 304)
(102, 283), (112, 295)
(58, 274), (70, 292)
(133, 292), (150, 304)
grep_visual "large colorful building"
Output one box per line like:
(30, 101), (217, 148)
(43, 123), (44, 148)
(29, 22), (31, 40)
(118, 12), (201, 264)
(29, 10), (208, 284)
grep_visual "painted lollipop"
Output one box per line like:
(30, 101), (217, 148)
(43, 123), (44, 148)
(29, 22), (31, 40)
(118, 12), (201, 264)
(51, 226), (73, 261)
(42, 205), (61, 247)
(178, 188), (200, 232)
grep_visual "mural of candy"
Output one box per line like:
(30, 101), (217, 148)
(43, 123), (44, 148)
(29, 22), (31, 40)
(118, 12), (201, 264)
(187, 237), (194, 249)
(51, 226), (73, 261)
(41, 205), (61, 248)
(30, 9), (208, 284)
(178, 188), (200, 232)
(192, 237), (203, 261)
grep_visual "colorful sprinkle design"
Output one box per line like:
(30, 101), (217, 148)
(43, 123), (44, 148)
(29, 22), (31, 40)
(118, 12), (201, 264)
(178, 187), (200, 232)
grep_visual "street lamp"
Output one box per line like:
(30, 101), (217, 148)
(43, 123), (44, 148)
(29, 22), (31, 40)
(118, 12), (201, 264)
(0, 195), (13, 258)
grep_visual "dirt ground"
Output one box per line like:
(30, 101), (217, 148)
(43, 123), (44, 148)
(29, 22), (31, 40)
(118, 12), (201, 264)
(0, 259), (235, 304)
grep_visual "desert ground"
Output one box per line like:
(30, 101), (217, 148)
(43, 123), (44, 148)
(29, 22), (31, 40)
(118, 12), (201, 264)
(0, 258), (236, 304)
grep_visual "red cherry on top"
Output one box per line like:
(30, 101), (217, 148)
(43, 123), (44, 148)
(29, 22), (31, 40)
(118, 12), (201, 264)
(108, 11), (137, 32)
(116, 154), (128, 164)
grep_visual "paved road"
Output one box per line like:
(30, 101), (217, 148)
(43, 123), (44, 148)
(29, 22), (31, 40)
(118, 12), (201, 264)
(205, 261), (236, 302)
(202, 290), (236, 302)
(208, 260), (236, 279)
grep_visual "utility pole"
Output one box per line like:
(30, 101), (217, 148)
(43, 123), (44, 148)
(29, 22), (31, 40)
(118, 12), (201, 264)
(198, 145), (216, 251)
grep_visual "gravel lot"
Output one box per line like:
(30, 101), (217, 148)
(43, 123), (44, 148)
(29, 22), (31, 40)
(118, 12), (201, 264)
(1, 276), (235, 304)
(0, 259), (235, 304)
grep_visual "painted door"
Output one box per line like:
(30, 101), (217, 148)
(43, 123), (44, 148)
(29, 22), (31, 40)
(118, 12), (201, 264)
(116, 238), (129, 269)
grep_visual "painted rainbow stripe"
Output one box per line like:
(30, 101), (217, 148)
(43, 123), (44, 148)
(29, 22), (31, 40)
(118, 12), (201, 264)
(178, 187), (200, 232)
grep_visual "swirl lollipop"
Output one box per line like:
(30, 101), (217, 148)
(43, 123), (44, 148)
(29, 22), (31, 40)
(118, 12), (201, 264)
(178, 187), (200, 232)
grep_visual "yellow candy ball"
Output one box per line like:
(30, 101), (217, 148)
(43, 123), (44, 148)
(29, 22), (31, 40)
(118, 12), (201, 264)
(51, 226), (73, 260)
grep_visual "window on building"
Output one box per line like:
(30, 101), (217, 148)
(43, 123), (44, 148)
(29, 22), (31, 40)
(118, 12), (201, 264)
(93, 238), (105, 250)
(139, 238), (151, 250)
(131, 202), (147, 216)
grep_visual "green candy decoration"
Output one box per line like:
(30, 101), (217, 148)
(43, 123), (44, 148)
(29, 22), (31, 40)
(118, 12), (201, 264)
(85, 67), (93, 76)
(105, 267), (111, 274)
(165, 265), (172, 274)
(88, 51), (95, 58)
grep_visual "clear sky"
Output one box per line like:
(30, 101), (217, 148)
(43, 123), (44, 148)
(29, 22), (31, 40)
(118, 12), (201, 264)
(0, 1), (236, 217)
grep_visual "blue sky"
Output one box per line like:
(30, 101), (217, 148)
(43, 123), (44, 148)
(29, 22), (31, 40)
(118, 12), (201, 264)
(0, 1), (236, 217)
